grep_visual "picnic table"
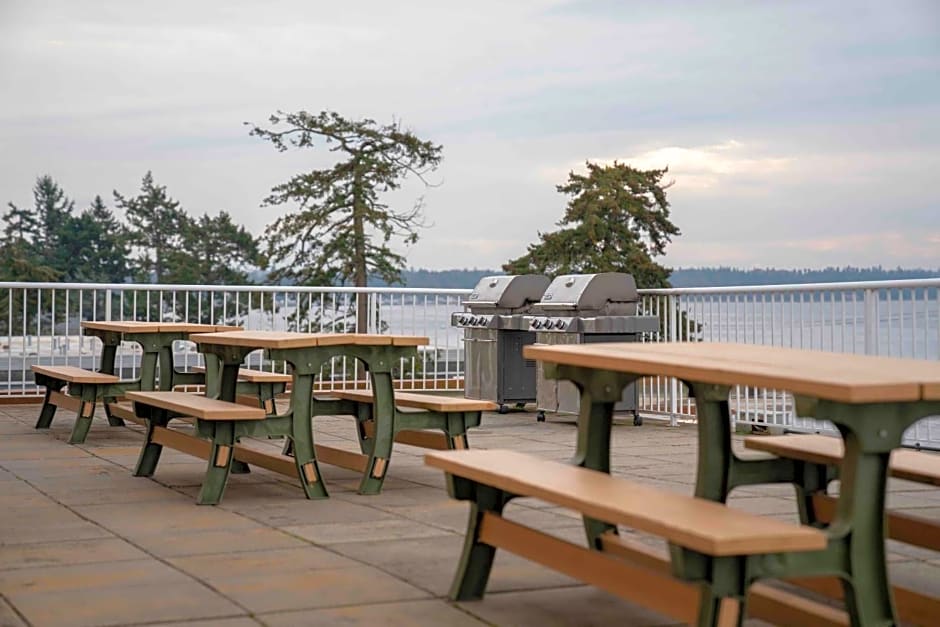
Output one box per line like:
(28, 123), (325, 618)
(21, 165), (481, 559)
(189, 330), (429, 497)
(32, 321), (238, 442)
(429, 341), (940, 626)
(81, 321), (241, 391)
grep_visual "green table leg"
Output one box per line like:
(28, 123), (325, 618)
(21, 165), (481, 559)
(98, 342), (126, 426)
(686, 383), (803, 503)
(66, 383), (101, 444)
(197, 420), (236, 506)
(544, 363), (639, 546)
(286, 373), (328, 499)
(446, 477), (514, 600)
(34, 375), (66, 429)
(358, 370), (396, 495)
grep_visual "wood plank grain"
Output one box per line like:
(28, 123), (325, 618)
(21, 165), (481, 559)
(331, 389), (497, 412)
(126, 391), (266, 420)
(744, 434), (940, 486)
(32, 365), (120, 384)
(314, 444), (369, 472)
(81, 320), (163, 333)
(425, 449), (826, 556)
(152, 426), (211, 459)
(190, 366), (292, 384)
(523, 342), (940, 403)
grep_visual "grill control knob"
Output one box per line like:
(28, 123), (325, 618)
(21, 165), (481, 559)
(476, 316), (488, 327)
(531, 319), (543, 329)
(555, 319), (568, 331)
(459, 315), (469, 325)
(542, 319), (555, 330)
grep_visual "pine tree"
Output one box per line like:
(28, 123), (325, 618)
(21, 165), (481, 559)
(113, 172), (189, 282)
(504, 162), (679, 288)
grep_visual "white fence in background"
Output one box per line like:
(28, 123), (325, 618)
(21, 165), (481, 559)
(2, 279), (938, 448)
(640, 279), (940, 449)
(0, 283), (467, 393)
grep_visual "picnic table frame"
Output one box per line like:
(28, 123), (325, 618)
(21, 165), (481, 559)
(189, 331), (428, 496)
(523, 341), (940, 626)
(80, 321), (240, 394)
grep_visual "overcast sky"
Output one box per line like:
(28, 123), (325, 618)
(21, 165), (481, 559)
(1, 0), (938, 271)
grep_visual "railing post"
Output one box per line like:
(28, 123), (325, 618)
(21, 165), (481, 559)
(864, 288), (878, 355)
(105, 289), (112, 322)
(668, 294), (679, 427)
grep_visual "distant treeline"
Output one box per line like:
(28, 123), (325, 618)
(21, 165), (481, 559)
(392, 266), (940, 290)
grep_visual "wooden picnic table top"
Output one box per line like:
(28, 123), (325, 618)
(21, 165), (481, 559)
(81, 321), (242, 334)
(189, 330), (429, 350)
(523, 341), (940, 404)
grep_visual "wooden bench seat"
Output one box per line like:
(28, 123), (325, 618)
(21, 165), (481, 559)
(273, 389), (494, 487)
(426, 449), (829, 626)
(745, 433), (940, 486)
(744, 433), (940, 624)
(187, 366), (291, 413)
(31, 364), (129, 444)
(327, 390), (495, 453)
(189, 365), (292, 384)
(126, 391), (267, 420)
(330, 389), (497, 413)
(127, 391), (268, 505)
(31, 365), (121, 384)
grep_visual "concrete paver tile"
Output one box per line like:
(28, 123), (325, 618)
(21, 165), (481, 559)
(73, 501), (258, 537)
(0, 514), (112, 546)
(0, 537), (148, 571)
(259, 599), (488, 626)
(169, 546), (360, 579)
(206, 565), (430, 614)
(132, 526), (312, 558)
(0, 596), (28, 627)
(0, 559), (245, 625)
(332, 536), (579, 597)
(144, 618), (261, 627)
(226, 498), (396, 528)
(283, 517), (456, 545)
(43, 481), (190, 506)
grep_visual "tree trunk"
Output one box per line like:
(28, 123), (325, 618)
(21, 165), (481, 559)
(352, 164), (368, 332)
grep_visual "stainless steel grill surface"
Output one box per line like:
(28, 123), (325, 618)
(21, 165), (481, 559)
(527, 273), (660, 422)
(451, 275), (550, 412)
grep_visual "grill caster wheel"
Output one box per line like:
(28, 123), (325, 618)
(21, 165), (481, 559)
(498, 404), (509, 414)
(537, 411), (546, 422)
(633, 413), (643, 426)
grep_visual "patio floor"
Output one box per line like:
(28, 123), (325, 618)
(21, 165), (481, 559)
(1, 403), (938, 627)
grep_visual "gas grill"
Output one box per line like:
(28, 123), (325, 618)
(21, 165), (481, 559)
(451, 275), (550, 412)
(527, 272), (660, 423)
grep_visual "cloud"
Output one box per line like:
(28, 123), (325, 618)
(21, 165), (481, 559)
(1, 0), (938, 272)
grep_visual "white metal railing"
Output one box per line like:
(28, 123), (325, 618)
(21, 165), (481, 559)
(0, 282), (468, 394)
(2, 278), (938, 448)
(639, 278), (940, 449)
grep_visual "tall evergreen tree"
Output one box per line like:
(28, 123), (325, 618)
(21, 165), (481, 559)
(164, 211), (260, 285)
(68, 196), (130, 283)
(504, 162), (679, 288)
(1, 175), (76, 281)
(248, 110), (442, 330)
(113, 172), (188, 283)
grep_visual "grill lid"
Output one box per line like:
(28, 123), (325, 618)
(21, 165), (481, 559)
(465, 275), (550, 313)
(536, 273), (639, 315)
